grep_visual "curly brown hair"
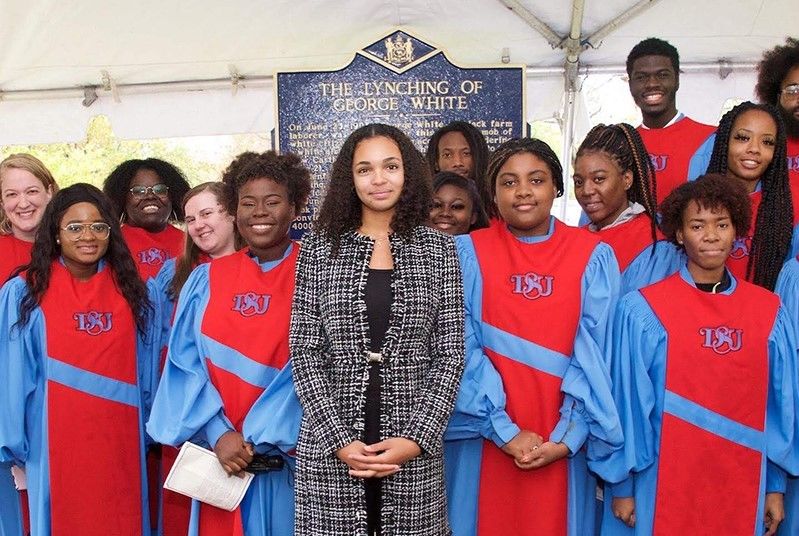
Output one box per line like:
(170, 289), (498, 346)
(660, 173), (751, 248)
(225, 150), (311, 215)
(314, 123), (432, 252)
(755, 37), (799, 105)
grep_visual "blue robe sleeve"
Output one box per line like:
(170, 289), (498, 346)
(789, 226), (799, 261)
(589, 291), (666, 497)
(149, 258), (177, 354)
(290, 232), (358, 454)
(137, 291), (163, 446)
(445, 236), (520, 447)
(552, 242), (623, 457)
(0, 277), (43, 465)
(621, 241), (685, 294)
(766, 302), (799, 478)
(687, 132), (716, 180)
(242, 361), (302, 455)
(146, 264), (233, 449)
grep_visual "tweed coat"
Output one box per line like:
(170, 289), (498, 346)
(291, 226), (465, 535)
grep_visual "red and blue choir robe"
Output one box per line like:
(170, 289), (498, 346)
(123, 223), (184, 531)
(122, 224), (185, 281)
(444, 217), (623, 536)
(724, 182), (799, 281)
(638, 115), (715, 205)
(787, 137), (798, 187)
(0, 234), (33, 536)
(591, 213), (684, 294)
(147, 257), (207, 536)
(0, 260), (157, 536)
(146, 246), (298, 536)
(773, 256), (799, 536)
(593, 265), (799, 535)
(0, 234), (33, 283)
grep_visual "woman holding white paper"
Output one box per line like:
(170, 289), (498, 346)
(147, 151), (311, 536)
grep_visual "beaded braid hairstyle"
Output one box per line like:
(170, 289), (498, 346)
(706, 101), (791, 291)
(576, 123), (659, 245)
(485, 137), (564, 219)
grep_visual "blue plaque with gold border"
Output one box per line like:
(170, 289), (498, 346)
(276, 29), (525, 237)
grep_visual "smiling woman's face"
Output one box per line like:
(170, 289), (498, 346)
(125, 169), (172, 232)
(494, 152), (557, 237)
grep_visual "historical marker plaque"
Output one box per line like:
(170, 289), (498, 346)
(276, 29), (525, 236)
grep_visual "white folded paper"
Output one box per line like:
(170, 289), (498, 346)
(163, 442), (254, 511)
(10, 466), (26, 491)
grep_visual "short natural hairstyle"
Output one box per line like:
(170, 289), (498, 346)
(484, 137), (563, 219)
(169, 181), (237, 300)
(103, 158), (191, 222)
(431, 171), (489, 231)
(425, 121), (491, 209)
(224, 150), (311, 215)
(315, 123), (432, 252)
(706, 101), (791, 290)
(576, 123), (659, 244)
(626, 37), (680, 76)
(0, 153), (59, 234)
(660, 173), (751, 250)
(16, 183), (150, 332)
(755, 37), (799, 105)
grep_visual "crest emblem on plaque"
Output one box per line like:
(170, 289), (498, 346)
(384, 34), (414, 67)
(361, 30), (436, 73)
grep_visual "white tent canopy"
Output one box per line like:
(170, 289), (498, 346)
(1, 0), (796, 145)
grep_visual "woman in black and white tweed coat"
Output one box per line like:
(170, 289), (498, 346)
(291, 123), (465, 535)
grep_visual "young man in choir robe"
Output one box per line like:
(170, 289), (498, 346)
(627, 38), (715, 204)
(147, 152), (310, 536)
(756, 39), (799, 188)
(445, 138), (623, 536)
(594, 174), (799, 536)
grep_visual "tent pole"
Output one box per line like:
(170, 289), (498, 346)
(560, 87), (577, 221)
(558, 0), (585, 222)
(498, 0), (561, 48)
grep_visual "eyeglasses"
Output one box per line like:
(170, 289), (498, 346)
(781, 84), (799, 98)
(129, 184), (170, 198)
(60, 222), (111, 241)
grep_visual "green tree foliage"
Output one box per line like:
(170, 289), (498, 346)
(0, 115), (270, 189)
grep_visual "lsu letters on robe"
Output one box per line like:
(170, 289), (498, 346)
(444, 217), (623, 536)
(595, 266), (799, 535)
(723, 184), (799, 281)
(147, 247), (298, 536)
(0, 260), (156, 536)
(122, 224), (184, 281)
(637, 116), (715, 204)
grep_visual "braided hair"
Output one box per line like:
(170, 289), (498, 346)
(706, 101), (791, 290)
(485, 138), (563, 219)
(576, 123), (659, 245)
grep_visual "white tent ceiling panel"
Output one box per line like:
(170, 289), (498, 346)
(0, 0), (796, 145)
(0, 86), (274, 146)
